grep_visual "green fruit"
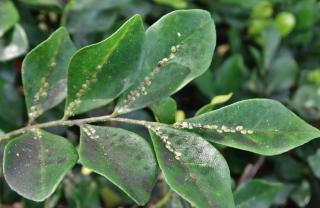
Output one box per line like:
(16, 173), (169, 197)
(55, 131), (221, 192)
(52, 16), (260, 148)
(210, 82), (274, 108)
(274, 12), (296, 37)
(248, 19), (269, 36)
(252, 1), (273, 18)
(307, 69), (320, 85)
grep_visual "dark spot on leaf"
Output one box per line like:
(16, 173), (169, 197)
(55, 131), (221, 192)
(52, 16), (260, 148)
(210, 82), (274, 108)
(142, 178), (151, 193)
(176, 140), (183, 145)
(210, 133), (224, 142)
(136, 154), (142, 160)
(200, 167), (210, 175)
(232, 135), (259, 147)
(44, 159), (55, 166)
(192, 140), (198, 146)
(58, 157), (67, 164)
(83, 137), (100, 161)
(118, 135), (126, 143)
(174, 175), (185, 185)
(163, 151), (174, 167)
(196, 148), (203, 154)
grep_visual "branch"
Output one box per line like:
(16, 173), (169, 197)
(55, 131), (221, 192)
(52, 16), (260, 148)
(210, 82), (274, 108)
(237, 156), (265, 186)
(0, 115), (160, 141)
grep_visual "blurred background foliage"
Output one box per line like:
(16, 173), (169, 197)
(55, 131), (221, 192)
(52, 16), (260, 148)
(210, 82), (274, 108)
(1, 0), (320, 207)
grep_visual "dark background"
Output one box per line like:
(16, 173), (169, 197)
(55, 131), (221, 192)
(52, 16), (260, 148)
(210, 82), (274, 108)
(1, 0), (320, 207)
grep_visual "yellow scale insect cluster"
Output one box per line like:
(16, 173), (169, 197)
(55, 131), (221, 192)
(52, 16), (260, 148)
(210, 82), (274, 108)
(82, 125), (100, 140)
(82, 125), (108, 156)
(122, 33), (183, 109)
(173, 122), (254, 135)
(149, 126), (182, 161)
(64, 64), (102, 118)
(28, 61), (56, 122)
(30, 128), (42, 140)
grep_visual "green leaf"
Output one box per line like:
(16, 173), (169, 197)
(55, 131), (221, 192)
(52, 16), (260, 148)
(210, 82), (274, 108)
(195, 93), (233, 116)
(63, 0), (119, 47)
(251, 1), (273, 18)
(65, 9), (117, 37)
(0, 24), (28, 61)
(234, 179), (283, 208)
(266, 56), (298, 94)
(167, 192), (191, 208)
(116, 9), (216, 114)
(0, 136), (6, 174)
(294, 0), (314, 30)
(150, 97), (177, 124)
(213, 54), (247, 94)
(181, 99), (320, 155)
(292, 85), (320, 120)
(0, 79), (23, 126)
(79, 125), (158, 205)
(307, 148), (320, 178)
(153, 0), (187, 9)
(149, 125), (234, 208)
(194, 69), (216, 99)
(3, 130), (78, 201)
(70, 0), (132, 10)
(0, 0), (19, 37)
(290, 180), (311, 207)
(65, 177), (101, 208)
(195, 55), (247, 99)
(262, 26), (280, 70)
(22, 27), (76, 122)
(273, 155), (303, 180)
(19, 0), (63, 7)
(195, 104), (215, 117)
(211, 93), (233, 105)
(65, 15), (145, 117)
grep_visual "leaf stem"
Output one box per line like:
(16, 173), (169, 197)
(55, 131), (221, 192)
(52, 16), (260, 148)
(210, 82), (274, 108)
(154, 190), (172, 208)
(237, 156), (265, 186)
(0, 115), (160, 141)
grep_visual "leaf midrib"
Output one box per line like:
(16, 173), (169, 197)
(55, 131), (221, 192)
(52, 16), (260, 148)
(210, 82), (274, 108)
(70, 19), (133, 107)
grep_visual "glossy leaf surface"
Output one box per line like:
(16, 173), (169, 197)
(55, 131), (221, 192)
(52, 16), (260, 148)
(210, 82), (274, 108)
(0, 24), (28, 61)
(0, 0), (19, 37)
(116, 9), (216, 114)
(65, 15), (144, 116)
(150, 97), (177, 124)
(184, 99), (320, 155)
(22, 27), (76, 121)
